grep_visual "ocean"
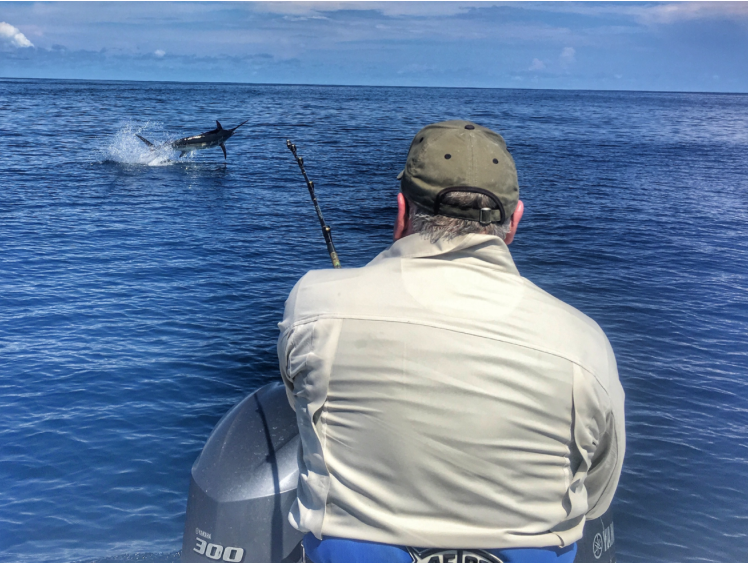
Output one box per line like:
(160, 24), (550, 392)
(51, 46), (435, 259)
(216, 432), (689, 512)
(1, 79), (746, 563)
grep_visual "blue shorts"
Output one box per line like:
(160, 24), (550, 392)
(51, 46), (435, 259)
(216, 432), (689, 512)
(303, 534), (578, 563)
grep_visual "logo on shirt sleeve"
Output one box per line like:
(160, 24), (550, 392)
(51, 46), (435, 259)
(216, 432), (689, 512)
(406, 548), (504, 563)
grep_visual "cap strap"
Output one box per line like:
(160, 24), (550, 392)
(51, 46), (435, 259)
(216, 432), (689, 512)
(433, 187), (507, 225)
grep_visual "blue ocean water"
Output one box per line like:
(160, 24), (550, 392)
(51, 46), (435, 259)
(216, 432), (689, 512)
(1, 79), (747, 563)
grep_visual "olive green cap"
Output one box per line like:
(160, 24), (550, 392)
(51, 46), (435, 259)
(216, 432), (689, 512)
(398, 120), (519, 224)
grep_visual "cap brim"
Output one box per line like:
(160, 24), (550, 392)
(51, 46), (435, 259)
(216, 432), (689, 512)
(396, 170), (404, 180)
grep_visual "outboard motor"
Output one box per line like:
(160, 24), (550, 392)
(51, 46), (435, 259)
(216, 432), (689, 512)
(181, 383), (616, 563)
(181, 383), (304, 563)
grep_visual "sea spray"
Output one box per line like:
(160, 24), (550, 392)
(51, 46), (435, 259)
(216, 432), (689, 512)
(103, 121), (186, 166)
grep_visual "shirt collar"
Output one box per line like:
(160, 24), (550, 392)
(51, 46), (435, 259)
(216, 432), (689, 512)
(369, 233), (520, 276)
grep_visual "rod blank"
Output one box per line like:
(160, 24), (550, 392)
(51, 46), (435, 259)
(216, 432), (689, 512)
(286, 140), (341, 269)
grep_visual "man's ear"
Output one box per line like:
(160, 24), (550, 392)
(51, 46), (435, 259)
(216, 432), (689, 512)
(394, 193), (410, 241)
(504, 199), (524, 245)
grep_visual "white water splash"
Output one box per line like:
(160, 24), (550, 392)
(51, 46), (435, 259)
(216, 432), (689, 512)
(103, 122), (186, 166)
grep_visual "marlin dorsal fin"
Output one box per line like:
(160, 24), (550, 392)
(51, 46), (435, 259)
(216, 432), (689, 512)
(216, 120), (223, 130)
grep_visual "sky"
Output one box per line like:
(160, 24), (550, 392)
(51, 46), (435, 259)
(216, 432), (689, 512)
(1, 1), (747, 92)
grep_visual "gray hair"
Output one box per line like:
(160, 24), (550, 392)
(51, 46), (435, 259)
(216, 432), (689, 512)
(408, 191), (512, 243)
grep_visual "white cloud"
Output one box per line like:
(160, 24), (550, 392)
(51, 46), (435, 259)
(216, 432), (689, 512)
(0, 22), (34, 48)
(560, 46), (575, 66)
(529, 58), (545, 71)
(495, 2), (748, 26)
(154, 49), (165, 57)
(253, 2), (475, 18)
(633, 2), (748, 25)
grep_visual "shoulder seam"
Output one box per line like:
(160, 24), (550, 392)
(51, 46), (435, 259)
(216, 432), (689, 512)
(284, 314), (608, 379)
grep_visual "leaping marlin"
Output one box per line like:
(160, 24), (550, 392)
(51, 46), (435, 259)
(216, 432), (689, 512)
(136, 120), (249, 160)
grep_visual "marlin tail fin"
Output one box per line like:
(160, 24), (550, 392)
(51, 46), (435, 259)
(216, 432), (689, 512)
(136, 134), (156, 149)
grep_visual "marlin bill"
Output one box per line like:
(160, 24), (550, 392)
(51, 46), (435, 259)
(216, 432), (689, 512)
(136, 120), (248, 159)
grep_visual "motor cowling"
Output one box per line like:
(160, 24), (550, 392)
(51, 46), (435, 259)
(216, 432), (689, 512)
(181, 382), (304, 563)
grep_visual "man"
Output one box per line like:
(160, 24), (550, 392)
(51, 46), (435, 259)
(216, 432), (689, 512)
(278, 120), (625, 563)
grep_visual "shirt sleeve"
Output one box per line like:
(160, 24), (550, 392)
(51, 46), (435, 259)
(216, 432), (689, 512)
(276, 276), (344, 537)
(278, 277), (305, 409)
(572, 349), (626, 520)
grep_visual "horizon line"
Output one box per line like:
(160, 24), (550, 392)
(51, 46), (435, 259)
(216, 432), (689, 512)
(1, 75), (746, 97)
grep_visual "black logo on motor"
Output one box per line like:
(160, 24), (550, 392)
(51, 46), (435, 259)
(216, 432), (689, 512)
(593, 533), (604, 559)
(593, 521), (615, 560)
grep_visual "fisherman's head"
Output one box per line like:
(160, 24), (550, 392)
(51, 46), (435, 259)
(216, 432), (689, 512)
(394, 120), (524, 244)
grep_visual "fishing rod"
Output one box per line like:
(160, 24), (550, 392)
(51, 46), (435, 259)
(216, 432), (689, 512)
(286, 140), (341, 269)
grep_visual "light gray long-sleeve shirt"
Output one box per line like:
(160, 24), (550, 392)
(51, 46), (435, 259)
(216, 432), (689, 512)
(278, 233), (625, 549)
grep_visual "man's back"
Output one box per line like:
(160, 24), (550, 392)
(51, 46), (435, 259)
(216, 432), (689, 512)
(278, 233), (625, 549)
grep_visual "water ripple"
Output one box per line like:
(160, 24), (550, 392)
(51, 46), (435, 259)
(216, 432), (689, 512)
(1, 80), (747, 563)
